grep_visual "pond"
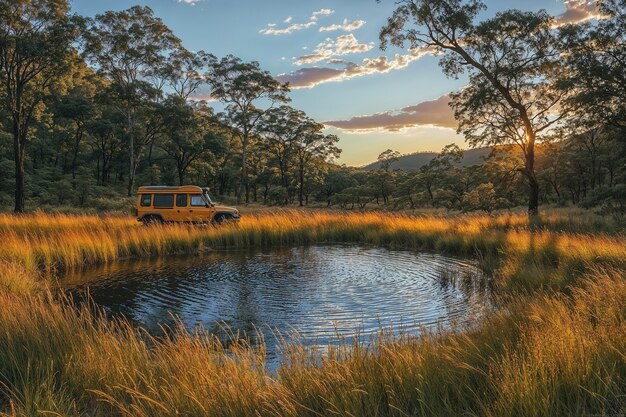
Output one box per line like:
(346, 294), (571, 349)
(64, 245), (491, 363)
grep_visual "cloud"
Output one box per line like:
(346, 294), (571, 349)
(324, 96), (456, 133)
(277, 45), (435, 89)
(311, 9), (334, 21)
(260, 8), (334, 35)
(319, 18), (366, 32)
(554, 0), (602, 26)
(177, 0), (202, 4)
(277, 67), (346, 89)
(260, 21), (316, 35)
(294, 34), (374, 65)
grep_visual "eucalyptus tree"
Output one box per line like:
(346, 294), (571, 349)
(418, 144), (463, 205)
(320, 168), (358, 207)
(165, 49), (210, 101)
(87, 106), (124, 185)
(299, 158), (332, 206)
(0, 0), (81, 212)
(52, 69), (103, 180)
(374, 149), (401, 204)
(206, 55), (290, 203)
(481, 146), (526, 207)
(257, 105), (306, 201)
(83, 6), (184, 195)
(247, 139), (275, 203)
(195, 125), (239, 196)
(396, 171), (422, 209)
(159, 98), (227, 186)
(380, 0), (569, 215)
(377, 149), (401, 172)
(292, 121), (340, 207)
(561, 0), (626, 131)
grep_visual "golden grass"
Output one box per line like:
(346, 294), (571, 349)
(0, 210), (623, 293)
(0, 209), (624, 416)
(0, 269), (623, 417)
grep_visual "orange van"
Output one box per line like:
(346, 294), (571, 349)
(135, 185), (240, 224)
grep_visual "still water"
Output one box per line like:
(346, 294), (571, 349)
(64, 245), (490, 360)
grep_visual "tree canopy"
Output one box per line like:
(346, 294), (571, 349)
(0, 0), (623, 217)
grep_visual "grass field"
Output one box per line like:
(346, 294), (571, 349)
(0, 209), (624, 416)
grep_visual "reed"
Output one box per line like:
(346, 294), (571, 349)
(0, 209), (623, 416)
(0, 210), (623, 293)
(0, 269), (623, 417)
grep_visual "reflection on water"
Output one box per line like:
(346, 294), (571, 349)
(64, 245), (491, 361)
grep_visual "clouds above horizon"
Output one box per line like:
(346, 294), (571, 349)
(277, 45), (435, 89)
(554, 0), (602, 25)
(319, 18), (366, 32)
(294, 34), (374, 65)
(325, 95), (456, 133)
(259, 8), (334, 35)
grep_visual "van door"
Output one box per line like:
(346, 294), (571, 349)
(189, 194), (214, 222)
(175, 194), (188, 222)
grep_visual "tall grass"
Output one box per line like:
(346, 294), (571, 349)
(0, 209), (624, 416)
(0, 210), (624, 293)
(0, 269), (623, 417)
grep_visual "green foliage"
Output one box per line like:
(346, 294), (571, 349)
(380, 0), (571, 215)
(0, 0), (82, 211)
(560, 0), (626, 129)
(462, 182), (497, 212)
(0, 0), (624, 216)
(377, 149), (401, 172)
(206, 55), (291, 203)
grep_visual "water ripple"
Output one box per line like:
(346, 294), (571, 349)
(65, 245), (491, 358)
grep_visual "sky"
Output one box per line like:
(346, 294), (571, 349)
(70, 0), (600, 166)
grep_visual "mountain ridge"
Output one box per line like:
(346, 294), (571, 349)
(361, 146), (492, 171)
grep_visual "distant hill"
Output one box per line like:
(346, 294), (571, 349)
(362, 147), (492, 171)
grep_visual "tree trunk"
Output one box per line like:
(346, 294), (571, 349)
(178, 166), (185, 186)
(13, 128), (25, 213)
(551, 181), (561, 201)
(238, 135), (248, 204)
(298, 165), (305, 207)
(528, 176), (539, 216)
(102, 149), (111, 185)
(127, 159), (134, 195)
(127, 110), (135, 196)
(127, 153), (141, 197)
(426, 184), (433, 204)
(523, 141), (539, 216)
(71, 127), (83, 180)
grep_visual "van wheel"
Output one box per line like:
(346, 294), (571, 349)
(141, 215), (163, 225)
(213, 214), (227, 224)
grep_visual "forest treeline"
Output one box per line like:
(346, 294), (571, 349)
(0, 0), (624, 215)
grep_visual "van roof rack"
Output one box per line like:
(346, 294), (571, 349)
(137, 185), (208, 192)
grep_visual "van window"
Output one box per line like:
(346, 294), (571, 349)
(140, 194), (152, 207)
(190, 195), (206, 207)
(153, 194), (174, 208)
(176, 194), (187, 207)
